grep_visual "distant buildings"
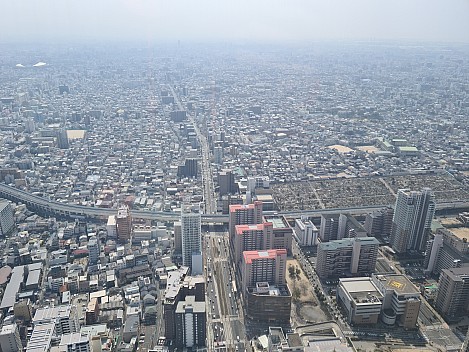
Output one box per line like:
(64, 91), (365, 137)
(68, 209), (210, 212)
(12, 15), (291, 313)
(435, 267), (469, 321)
(391, 188), (435, 253)
(316, 237), (379, 279)
(181, 204), (202, 274)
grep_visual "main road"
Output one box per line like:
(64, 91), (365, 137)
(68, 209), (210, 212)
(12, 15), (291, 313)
(167, 84), (216, 214)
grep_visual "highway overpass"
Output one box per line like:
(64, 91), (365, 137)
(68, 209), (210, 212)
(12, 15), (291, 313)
(1, 183), (468, 224)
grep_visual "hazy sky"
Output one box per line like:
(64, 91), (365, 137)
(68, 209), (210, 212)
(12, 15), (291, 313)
(2, 0), (469, 44)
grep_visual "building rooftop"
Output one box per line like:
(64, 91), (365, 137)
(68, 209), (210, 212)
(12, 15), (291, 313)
(235, 222), (271, 235)
(448, 227), (469, 241)
(243, 249), (287, 264)
(339, 277), (383, 304)
(264, 216), (289, 229)
(175, 295), (205, 314)
(374, 274), (419, 294)
(33, 305), (72, 322)
(26, 322), (55, 352)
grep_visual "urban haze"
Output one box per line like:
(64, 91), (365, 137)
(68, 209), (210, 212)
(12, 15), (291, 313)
(1, 2), (469, 352)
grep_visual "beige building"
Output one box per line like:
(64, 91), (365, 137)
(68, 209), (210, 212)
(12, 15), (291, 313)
(337, 277), (383, 325)
(435, 267), (469, 321)
(372, 274), (421, 329)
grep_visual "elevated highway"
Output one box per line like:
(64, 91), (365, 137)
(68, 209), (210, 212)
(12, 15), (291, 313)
(1, 183), (467, 224)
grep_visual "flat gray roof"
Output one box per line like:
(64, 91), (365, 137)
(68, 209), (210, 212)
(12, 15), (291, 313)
(0, 266), (24, 309)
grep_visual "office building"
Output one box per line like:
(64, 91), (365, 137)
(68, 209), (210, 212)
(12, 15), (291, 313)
(337, 278), (384, 325)
(59, 333), (91, 352)
(0, 324), (23, 352)
(173, 221), (182, 255)
(242, 249), (287, 292)
(218, 169), (236, 195)
(175, 296), (206, 348)
(245, 283), (291, 323)
(372, 274), (421, 329)
(163, 267), (205, 342)
(391, 188), (436, 253)
(181, 204), (202, 274)
(316, 237), (379, 279)
(177, 158), (198, 178)
(435, 267), (469, 321)
(87, 236), (99, 265)
(293, 216), (319, 246)
(33, 305), (79, 335)
(365, 207), (394, 236)
(0, 200), (15, 237)
(56, 129), (69, 149)
(106, 215), (116, 239)
(116, 205), (132, 243)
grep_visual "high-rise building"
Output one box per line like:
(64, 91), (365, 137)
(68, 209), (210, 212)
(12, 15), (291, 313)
(0, 200), (15, 237)
(294, 216), (319, 246)
(173, 221), (182, 255)
(229, 201), (263, 249)
(116, 206), (132, 243)
(56, 129), (69, 149)
(181, 204), (202, 274)
(0, 324), (22, 352)
(424, 228), (469, 276)
(364, 207), (394, 236)
(229, 201), (263, 232)
(175, 296), (206, 348)
(435, 267), (469, 321)
(242, 249), (287, 292)
(234, 223), (272, 264)
(87, 236), (99, 265)
(391, 188), (435, 253)
(319, 214), (340, 242)
(316, 237), (379, 279)
(218, 169), (236, 196)
(106, 215), (117, 239)
(163, 267), (205, 342)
